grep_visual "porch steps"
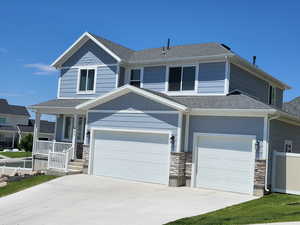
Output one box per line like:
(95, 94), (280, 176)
(67, 159), (84, 173)
(46, 159), (85, 176)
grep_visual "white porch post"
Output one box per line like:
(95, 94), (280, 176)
(72, 114), (78, 160)
(12, 133), (15, 148)
(32, 112), (41, 153)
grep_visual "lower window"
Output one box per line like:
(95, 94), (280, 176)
(62, 116), (86, 142)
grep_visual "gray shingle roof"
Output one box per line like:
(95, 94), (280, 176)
(283, 97), (300, 118)
(89, 33), (134, 61)
(139, 87), (273, 110)
(0, 99), (30, 117)
(18, 119), (55, 134)
(170, 94), (274, 110)
(89, 33), (233, 63)
(30, 98), (89, 108)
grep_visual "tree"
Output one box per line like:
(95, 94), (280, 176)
(18, 134), (33, 152)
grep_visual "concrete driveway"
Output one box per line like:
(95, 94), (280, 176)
(0, 174), (256, 225)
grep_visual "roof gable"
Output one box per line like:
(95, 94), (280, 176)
(76, 85), (188, 111)
(51, 32), (123, 68)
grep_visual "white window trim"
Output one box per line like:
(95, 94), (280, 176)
(76, 66), (97, 94)
(165, 64), (198, 93)
(268, 85), (276, 105)
(284, 140), (293, 153)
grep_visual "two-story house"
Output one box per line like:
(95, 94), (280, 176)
(29, 32), (300, 196)
(0, 99), (55, 148)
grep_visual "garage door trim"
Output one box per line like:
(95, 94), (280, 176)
(89, 127), (172, 184)
(191, 132), (256, 194)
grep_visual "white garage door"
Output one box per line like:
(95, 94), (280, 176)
(92, 129), (170, 185)
(195, 133), (255, 194)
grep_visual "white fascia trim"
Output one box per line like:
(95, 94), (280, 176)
(76, 85), (188, 111)
(51, 32), (121, 68)
(88, 110), (178, 114)
(190, 108), (276, 117)
(57, 97), (95, 99)
(90, 127), (172, 135)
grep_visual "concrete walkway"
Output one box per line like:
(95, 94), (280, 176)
(0, 174), (256, 225)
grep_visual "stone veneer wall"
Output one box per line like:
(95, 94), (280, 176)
(82, 145), (90, 174)
(169, 152), (186, 186)
(254, 160), (266, 196)
(185, 152), (192, 187)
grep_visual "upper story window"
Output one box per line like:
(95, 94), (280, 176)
(0, 118), (6, 125)
(268, 85), (276, 105)
(78, 68), (96, 93)
(130, 69), (141, 87)
(168, 66), (196, 91)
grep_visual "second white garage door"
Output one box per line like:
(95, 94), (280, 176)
(92, 129), (171, 185)
(194, 133), (256, 194)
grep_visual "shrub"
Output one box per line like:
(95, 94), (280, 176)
(18, 134), (33, 152)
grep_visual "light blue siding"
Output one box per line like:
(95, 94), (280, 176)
(88, 112), (178, 151)
(62, 40), (117, 67)
(198, 62), (226, 94)
(230, 64), (269, 103)
(92, 92), (175, 111)
(187, 116), (264, 152)
(143, 66), (166, 92)
(59, 65), (117, 98)
(269, 119), (300, 154)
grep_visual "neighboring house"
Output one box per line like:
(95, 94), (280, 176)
(18, 119), (55, 142)
(29, 32), (300, 196)
(0, 99), (30, 148)
(0, 99), (55, 148)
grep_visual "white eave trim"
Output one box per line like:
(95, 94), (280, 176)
(51, 32), (121, 68)
(76, 85), (188, 111)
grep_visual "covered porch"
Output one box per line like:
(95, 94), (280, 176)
(29, 99), (89, 172)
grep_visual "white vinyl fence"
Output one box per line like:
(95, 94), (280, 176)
(272, 151), (300, 195)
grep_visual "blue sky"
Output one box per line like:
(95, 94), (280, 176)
(1, 0), (300, 118)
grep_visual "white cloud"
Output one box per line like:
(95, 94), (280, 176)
(0, 48), (7, 54)
(24, 63), (57, 75)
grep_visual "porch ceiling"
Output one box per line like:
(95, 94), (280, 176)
(28, 98), (89, 115)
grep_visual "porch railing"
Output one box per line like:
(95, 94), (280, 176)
(34, 140), (72, 155)
(48, 146), (73, 172)
(34, 140), (73, 172)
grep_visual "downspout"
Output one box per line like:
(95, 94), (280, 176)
(265, 114), (280, 192)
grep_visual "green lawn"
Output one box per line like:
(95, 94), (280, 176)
(0, 175), (57, 198)
(166, 193), (300, 225)
(0, 151), (32, 158)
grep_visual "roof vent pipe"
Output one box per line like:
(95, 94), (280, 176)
(167, 38), (171, 50)
(252, 56), (257, 65)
